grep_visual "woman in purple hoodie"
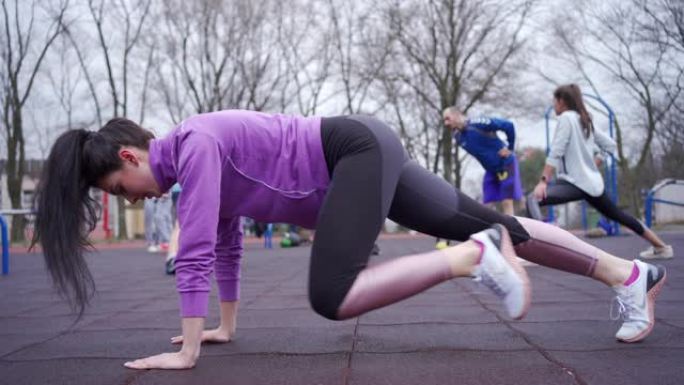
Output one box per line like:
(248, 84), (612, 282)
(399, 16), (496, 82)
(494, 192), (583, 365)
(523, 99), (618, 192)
(32, 111), (666, 370)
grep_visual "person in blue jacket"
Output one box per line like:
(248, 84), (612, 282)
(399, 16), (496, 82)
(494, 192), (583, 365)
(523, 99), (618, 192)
(443, 107), (523, 216)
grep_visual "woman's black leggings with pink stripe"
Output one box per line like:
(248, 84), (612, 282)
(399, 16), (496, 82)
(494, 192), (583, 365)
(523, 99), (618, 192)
(309, 116), (603, 320)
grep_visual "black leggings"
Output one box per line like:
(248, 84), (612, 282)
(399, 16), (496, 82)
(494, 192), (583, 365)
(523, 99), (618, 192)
(526, 179), (645, 235)
(309, 116), (531, 319)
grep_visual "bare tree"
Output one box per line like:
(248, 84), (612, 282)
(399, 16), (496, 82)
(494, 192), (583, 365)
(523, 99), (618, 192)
(87, 0), (152, 118)
(635, 0), (684, 54)
(0, 0), (68, 241)
(61, 22), (103, 127)
(655, 104), (684, 180)
(550, 0), (683, 213)
(637, 0), (684, 182)
(155, 0), (248, 119)
(77, 0), (153, 239)
(31, 32), (90, 159)
(154, 0), (290, 123)
(275, 0), (333, 116)
(46, 35), (81, 133)
(326, 0), (394, 115)
(239, 3), (292, 112)
(378, 0), (536, 187)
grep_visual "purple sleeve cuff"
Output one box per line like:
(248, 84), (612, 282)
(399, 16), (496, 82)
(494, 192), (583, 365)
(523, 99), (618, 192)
(217, 278), (240, 302)
(179, 291), (210, 317)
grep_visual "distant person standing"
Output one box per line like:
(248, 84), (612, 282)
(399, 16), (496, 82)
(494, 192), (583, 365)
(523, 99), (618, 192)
(165, 183), (183, 274)
(443, 107), (523, 216)
(144, 194), (173, 253)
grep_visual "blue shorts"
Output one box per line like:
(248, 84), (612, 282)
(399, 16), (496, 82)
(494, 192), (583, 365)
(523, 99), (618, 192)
(482, 157), (523, 204)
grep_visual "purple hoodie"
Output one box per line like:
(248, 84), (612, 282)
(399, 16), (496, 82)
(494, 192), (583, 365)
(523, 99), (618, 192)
(148, 110), (330, 317)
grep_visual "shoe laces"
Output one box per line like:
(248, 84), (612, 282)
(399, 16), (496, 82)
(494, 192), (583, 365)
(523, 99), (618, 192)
(610, 289), (636, 321)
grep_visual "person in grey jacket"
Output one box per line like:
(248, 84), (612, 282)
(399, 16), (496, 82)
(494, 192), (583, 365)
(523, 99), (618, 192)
(528, 84), (673, 260)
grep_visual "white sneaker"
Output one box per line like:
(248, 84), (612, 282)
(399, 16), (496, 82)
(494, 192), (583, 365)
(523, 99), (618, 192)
(612, 260), (667, 342)
(147, 244), (160, 253)
(471, 224), (531, 320)
(639, 245), (674, 260)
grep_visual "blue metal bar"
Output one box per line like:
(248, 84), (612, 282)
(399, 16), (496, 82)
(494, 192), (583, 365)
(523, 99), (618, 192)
(645, 192), (654, 228)
(581, 201), (588, 230)
(544, 106), (555, 223)
(1, 215), (8, 275)
(544, 106), (553, 156)
(648, 198), (684, 207)
(644, 179), (684, 227)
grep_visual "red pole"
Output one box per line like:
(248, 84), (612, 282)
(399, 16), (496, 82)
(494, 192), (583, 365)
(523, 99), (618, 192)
(103, 192), (111, 239)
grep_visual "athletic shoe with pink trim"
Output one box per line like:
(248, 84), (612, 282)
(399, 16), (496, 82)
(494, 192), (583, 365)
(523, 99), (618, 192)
(612, 260), (667, 342)
(471, 224), (531, 320)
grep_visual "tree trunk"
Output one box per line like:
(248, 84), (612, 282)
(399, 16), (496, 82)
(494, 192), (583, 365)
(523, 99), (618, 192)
(440, 125), (453, 185)
(7, 103), (27, 242)
(453, 146), (462, 189)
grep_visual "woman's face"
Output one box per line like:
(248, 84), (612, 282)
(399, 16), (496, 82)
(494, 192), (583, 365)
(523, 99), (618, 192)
(553, 97), (567, 115)
(98, 148), (161, 204)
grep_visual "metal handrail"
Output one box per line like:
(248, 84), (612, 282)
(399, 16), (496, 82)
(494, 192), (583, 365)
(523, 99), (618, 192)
(645, 179), (684, 228)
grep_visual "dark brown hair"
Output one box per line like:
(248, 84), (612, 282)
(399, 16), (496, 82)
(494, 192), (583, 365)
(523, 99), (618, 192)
(554, 84), (594, 138)
(31, 118), (154, 319)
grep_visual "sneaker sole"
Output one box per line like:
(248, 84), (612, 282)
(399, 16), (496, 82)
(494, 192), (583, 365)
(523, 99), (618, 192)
(639, 254), (674, 260)
(617, 269), (667, 343)
(494, 224), (531, 320)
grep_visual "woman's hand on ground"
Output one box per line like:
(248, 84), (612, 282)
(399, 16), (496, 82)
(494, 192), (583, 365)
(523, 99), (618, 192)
(171, 327), (232, 345)
(124, 351), (197, 370)
(533, 182), (547, 201)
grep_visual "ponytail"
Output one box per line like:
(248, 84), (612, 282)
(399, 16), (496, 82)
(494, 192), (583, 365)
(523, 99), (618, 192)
(31, 130), (98, 318)
(554, 84), (594, 138)
(31, 118), (154, 319)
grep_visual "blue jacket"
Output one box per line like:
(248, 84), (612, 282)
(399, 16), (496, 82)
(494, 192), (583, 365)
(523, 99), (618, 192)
(454, 117), (516, 173)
